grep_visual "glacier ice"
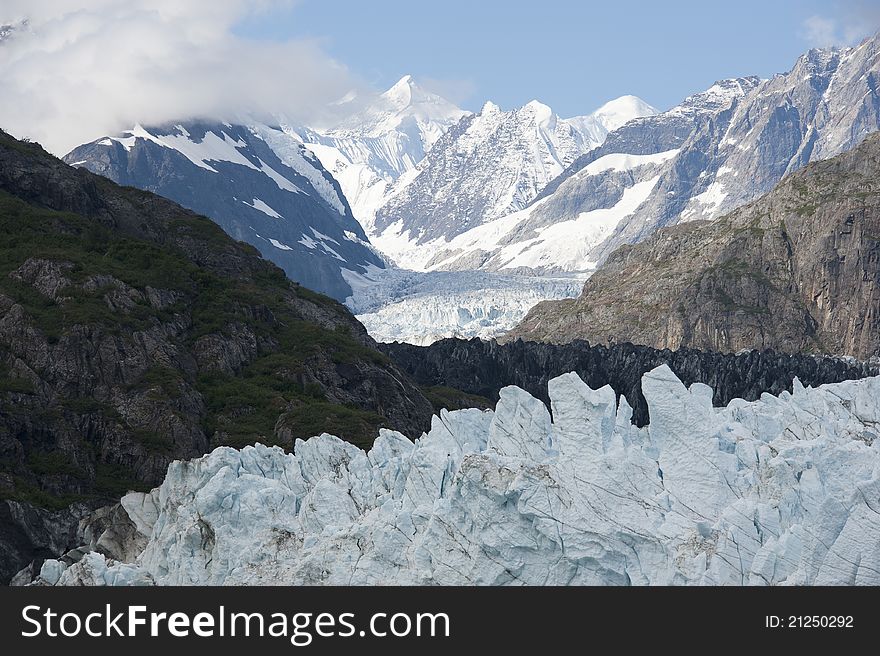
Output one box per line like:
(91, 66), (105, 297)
(343, 265), (585, 344)
(44, 366), (880, 586)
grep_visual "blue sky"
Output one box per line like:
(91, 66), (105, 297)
(237, 0), (880, 115)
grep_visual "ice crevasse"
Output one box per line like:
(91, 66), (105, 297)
(45, 365), (880, 586)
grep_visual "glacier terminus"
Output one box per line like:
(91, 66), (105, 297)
(30, 366), (880, 586)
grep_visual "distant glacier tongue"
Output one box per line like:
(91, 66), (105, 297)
(343, 266), (586, 345)
(47, 366), (880, 586)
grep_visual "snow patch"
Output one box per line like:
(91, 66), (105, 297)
(498, 177), (660, 271)
(251, 125), (348, 214)
(242, 198), (282, 219)
(298, 235), (319, 250)
(581, 149), (680, 176)
(310, 228), (339, 245)
(267, 238), (294, 251)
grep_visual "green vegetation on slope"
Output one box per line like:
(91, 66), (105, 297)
(0, 181), (400, 507)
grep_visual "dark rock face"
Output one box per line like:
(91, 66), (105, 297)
(381, 338), (879, 428)
(0, 500), (100, 586)
(0, 130), (433, 582)
(510, 131), (880, 359)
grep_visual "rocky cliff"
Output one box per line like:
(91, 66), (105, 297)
(0, 129), (433, 583)
(381, 338), (878, 427)
(509, 131), (880, 358)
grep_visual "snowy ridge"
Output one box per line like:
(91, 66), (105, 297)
(369, 95), (657, 268)
(575, 94), (659, 134)
(386, 146), (677, 274)
(65, 121), (384, 301)
(298, 75), (469, 228)
(40, 367), (880, 586)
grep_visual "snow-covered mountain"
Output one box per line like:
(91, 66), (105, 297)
(583, 35), (880, 265)
(423, 78), (760, 273)
(64, 122), (384, 301)
(56, 80), (613, 340)
(33, 367), (880, 585)
(423, 33), (880, 275)
(370, 95), (657, 270)
(297, 75), (469, 231)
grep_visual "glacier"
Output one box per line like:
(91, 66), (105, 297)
(343, 265), (585, 344)
(35, 366), (880, 586)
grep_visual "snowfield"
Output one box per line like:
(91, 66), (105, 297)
(37, 366), (880, 586)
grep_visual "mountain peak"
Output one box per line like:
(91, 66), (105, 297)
(382, 75), (416, 105)
(382, 74), (434, 107)
(323, 74), (466, 144)
(589, 95), (657, 132)
(523, 99), (552, 112)
(522, 99), (554, 125)
(672, 77), (762, 116)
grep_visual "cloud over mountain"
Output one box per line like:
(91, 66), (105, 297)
(0, 0), (357, 153)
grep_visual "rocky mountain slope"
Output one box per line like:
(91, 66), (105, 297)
(64, 121), (383, 301)
(0, 129), (433, 583)
(370, 96), (656, 270)
(29, 367), (880, 585)
(381, 338), (878, 426)
(297, 75), (469, 229)
(509, 130), (880, 359)
(422, 33), (880, 276)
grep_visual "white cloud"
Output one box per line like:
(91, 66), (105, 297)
(0, 1), (359, 154)
(417, 77), (477, 106)
(801, 15), (840, 47)
(800, 2), (880, 47)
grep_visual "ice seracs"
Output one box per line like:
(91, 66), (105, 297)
(342, 266), (585, 344)
(40, 366), (880, 586)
